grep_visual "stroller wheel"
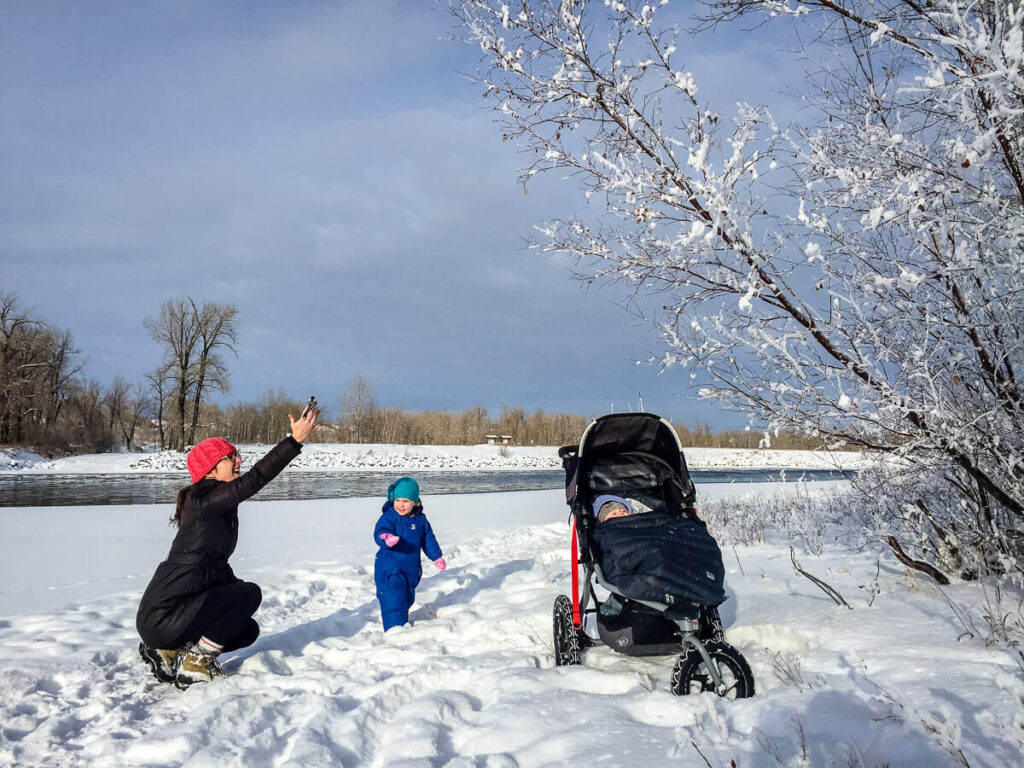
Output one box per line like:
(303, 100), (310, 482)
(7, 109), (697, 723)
(671, 641), (755, 699)
(552, 594), (583, 666)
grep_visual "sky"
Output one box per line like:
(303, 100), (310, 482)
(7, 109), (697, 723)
(0, 0), (804, 428)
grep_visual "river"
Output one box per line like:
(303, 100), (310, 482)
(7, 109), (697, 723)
(0, 468), (853, 507)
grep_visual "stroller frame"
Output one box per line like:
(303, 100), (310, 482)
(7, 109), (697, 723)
(591, 564), (732, 696)
(554, 412), (754, 698)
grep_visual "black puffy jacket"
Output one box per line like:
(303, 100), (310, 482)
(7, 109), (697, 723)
(592, 512), (726, 610)
(136, 437), (301, 648)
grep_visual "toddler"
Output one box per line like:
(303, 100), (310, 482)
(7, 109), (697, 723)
(373, 476), (446, 631)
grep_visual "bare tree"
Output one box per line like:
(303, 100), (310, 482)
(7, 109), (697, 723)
(0, 292), (82, 446)
(65, 378), (114, 452)
(340, 375), (378, 443)
(112, 380), (150, 451)
(459, 405), (490, 444)
(145, 363), (173, 450)
(240, 390), (303, 444)
(144, 299), (198, 451)
(105, 376), (131, 439)
(0, 293), (44, 443)
(144, 297), (238, 450)
(497, 405), (527, 444)
(187, 299), (238, 445)
(454, 0), (1024, 574)
(40, 329), (82, 428)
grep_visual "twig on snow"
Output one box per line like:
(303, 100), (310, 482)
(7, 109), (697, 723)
(732, 545), (746, 578)
(858, 556), (881, 607)
(933, 587), (978, 642)
(790, 547), (853, 609)
(689, 740), (714, 768)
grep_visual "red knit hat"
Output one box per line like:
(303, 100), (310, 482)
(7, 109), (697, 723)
(186, 437), (238, 483)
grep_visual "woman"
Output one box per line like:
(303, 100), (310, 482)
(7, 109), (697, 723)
(136, 407), (319, 689)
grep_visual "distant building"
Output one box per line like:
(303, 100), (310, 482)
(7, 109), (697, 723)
(485, 434), (514, 446)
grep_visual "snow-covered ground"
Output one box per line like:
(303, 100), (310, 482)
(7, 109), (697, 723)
(0, 480), (1021, 767)
(1, 442), (872, 473)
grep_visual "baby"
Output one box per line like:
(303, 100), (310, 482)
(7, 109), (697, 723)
(594, 494), (634, 523)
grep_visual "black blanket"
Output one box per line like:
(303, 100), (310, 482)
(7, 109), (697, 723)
(592, 512), (725, 609)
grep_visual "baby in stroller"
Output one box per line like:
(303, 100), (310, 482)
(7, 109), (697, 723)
(595, 495), (632, 522)
(554, 413), (754, 698)
(592, 492), (726, 632)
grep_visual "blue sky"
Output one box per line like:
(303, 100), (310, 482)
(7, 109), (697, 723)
(1, 0), (801, 427)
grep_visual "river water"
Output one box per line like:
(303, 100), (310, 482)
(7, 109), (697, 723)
(0, 468), (853, 507)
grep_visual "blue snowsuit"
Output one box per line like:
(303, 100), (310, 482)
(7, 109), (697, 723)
(373, 502), (443, 630)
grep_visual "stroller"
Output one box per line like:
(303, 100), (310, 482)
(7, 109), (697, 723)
(554, 412), (754, 698)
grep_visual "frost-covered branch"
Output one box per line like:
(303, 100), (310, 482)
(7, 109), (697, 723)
(454, 0), (1024, 572)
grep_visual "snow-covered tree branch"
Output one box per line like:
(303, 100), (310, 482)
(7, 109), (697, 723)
(453, 0), (1024, 575)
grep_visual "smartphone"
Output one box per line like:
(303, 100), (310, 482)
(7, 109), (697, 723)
(301, 396), (317, 417)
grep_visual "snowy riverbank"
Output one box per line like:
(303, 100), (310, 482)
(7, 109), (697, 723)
(0, 482), (1021, 767)
(0, 442), (872, 474)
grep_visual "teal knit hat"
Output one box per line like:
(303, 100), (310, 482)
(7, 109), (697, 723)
(388, 476), (420, 503)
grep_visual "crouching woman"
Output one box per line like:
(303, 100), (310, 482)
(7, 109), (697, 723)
(136, 408), (318, 689)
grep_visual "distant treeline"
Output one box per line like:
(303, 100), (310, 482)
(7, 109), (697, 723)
(1, 291), (846, 455)
(188, 390), (852, 450)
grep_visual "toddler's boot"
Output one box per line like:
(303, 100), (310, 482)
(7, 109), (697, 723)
(173, 643), (225, 689)
(139, 642), (183, 684)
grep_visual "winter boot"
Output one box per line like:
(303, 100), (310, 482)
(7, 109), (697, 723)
(173, 643), (226, 689)
(139, 642), (183, 684)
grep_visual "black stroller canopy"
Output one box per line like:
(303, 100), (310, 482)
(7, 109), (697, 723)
(561, 413), (696, 513)
(580, 413), (685, 465)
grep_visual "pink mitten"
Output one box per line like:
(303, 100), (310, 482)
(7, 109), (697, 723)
(434, 557), (447, 571)
(380, 533), (399, 547)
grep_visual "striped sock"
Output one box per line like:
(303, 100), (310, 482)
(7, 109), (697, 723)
(197, 636), (223, 654)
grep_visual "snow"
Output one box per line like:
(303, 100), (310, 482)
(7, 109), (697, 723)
(1, 474), (1021, 767)
(1, 442), (873, 474)
(0, 448), (46, 471)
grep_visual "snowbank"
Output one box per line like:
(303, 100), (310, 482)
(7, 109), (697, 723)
(0, 447), (46, 470)
(3, 442), (873, 474)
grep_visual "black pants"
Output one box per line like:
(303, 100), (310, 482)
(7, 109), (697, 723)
(176, 581), (262, 652)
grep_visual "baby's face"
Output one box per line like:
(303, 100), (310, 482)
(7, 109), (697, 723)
(603, 508), (629, 521)
(393, 498), (416, 516)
